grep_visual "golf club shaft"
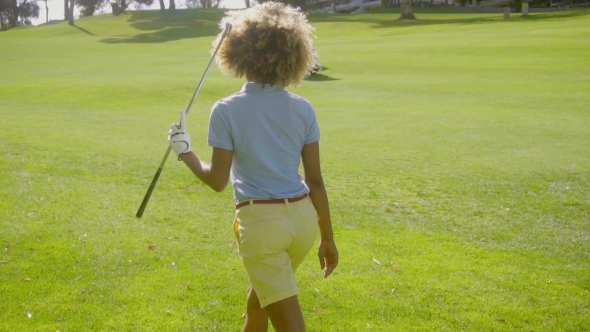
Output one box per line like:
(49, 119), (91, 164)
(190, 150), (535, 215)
(135, 146), (172, 218)
(136, 24), (232, 218)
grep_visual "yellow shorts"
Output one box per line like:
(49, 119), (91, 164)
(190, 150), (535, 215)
(233, 197), (318, 308)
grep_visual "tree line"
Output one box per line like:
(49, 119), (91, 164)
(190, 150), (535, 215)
(1, 0), (40, 29)
(0, 0), (441, 32)
(0, 0), (224, 30)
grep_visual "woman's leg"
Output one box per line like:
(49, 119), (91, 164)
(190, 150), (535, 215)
(242, 285), (269, 332)
(264, 295), (305, 332)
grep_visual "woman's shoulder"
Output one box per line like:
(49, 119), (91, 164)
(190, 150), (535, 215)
(285, 91), (315, 114)
(285, 91), (310, 103)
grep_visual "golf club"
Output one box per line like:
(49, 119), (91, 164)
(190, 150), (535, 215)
(135, 22), (232, 218)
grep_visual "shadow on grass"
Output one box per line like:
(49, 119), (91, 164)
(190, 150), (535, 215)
(305, 66), (340, 82)
(97, 8), (590, 44)
(305, 72), (341, 82)
(100, 9), (225, 44)
(74, 25), (96, 36)
(310, 8), (590, 28)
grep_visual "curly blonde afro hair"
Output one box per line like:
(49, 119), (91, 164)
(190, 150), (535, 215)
(213, 2), (315, 87)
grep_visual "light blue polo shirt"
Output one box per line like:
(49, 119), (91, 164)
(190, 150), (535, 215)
(208, 82), (320, 203)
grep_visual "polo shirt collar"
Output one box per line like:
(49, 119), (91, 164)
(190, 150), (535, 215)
(241, 82), (285, 93)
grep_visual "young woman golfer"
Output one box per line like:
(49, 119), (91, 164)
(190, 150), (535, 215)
(168, 3), (338, 331)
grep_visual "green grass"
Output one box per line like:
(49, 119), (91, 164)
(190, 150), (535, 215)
(1, 7), (589, 331)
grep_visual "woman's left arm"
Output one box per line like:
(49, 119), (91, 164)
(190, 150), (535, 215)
(179, 148), (233, 192)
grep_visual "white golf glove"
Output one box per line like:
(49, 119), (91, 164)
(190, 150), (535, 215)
(168, 110), (192, 159)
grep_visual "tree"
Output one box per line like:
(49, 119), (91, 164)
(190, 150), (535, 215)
(244, 0), (250, 7)
(77, 0), (102, 17)
(399, 0), (415, 19)
(76, 0), (153, 17)
(185, 0), (218, 8)
(158, 0), (164, 10)
(168, 0), (174, 10)
(42, 0), (47, 22)
(7, 0), (18, 28)
(0, 0), (39, 30)
(67, 0), (73, 24)
(19, 0), (39, 23)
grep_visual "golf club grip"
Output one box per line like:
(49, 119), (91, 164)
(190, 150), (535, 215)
(136, 167), (163, 218)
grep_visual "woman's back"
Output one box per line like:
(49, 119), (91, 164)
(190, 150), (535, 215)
(208, 82), (320, 202)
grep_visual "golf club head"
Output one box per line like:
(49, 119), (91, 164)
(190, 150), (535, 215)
(225, 23), (232, 35)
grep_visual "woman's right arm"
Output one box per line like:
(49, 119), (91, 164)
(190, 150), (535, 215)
(302, 141), (339, 278)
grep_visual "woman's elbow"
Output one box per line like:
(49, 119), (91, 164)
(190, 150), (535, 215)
(210, 179), (229, 193)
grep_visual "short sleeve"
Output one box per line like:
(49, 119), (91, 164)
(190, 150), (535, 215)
(207, 102), (234, 151)
(304, 104), (320, 145)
